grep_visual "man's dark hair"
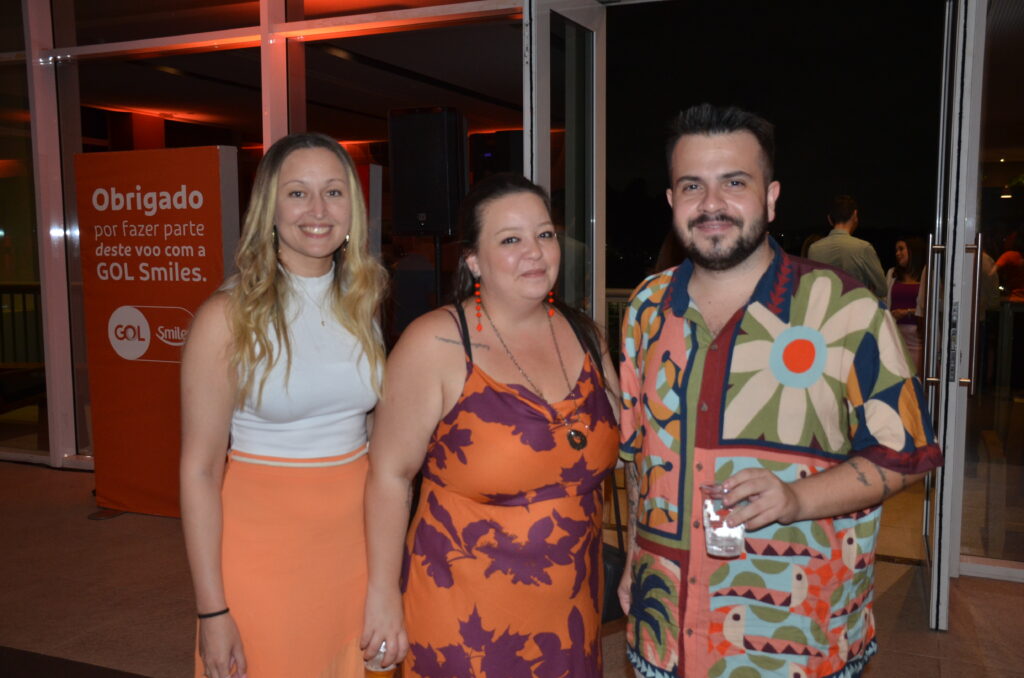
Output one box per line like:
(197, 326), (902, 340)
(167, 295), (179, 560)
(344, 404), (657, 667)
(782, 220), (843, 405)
(828, 195), (858, 226)
(665, 103), (775, 182)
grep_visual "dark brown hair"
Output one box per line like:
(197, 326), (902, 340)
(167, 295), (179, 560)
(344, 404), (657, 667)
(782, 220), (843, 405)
(452, 173), (607, 381)
(666, 103), (776, 183)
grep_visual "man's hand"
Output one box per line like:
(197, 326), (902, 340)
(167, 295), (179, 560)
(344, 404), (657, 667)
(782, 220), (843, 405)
(721, 459), (926, 531)
(720, 468), (803, 531)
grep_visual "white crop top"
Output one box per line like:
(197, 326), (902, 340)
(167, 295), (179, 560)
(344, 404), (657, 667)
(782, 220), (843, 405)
(230, 268), (378, 459)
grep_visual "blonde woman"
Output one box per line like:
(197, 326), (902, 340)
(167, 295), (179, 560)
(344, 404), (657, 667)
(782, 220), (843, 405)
(180, 132), (386, 678)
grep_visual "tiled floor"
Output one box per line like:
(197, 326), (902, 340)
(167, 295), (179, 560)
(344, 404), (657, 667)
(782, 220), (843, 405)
(876, 480), (927, 563)
(2, 461), (1023, 678)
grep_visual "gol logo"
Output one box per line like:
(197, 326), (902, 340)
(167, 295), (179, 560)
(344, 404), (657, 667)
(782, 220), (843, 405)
(107, 305), (194, 362)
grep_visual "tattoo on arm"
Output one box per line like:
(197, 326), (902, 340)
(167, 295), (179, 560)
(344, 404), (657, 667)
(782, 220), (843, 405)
(875, 464), (891, 501)
(434, 335), (490, 350)
(849, 459), (871, 488)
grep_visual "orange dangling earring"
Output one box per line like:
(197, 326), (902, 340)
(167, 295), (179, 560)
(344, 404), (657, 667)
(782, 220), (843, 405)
(547, 290), (555, 317)
(475, 280), (483, 332)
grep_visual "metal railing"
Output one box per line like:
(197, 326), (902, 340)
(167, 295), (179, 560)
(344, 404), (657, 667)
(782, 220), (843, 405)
(1, 283), (44, 366)
(606, 288), (632, 360)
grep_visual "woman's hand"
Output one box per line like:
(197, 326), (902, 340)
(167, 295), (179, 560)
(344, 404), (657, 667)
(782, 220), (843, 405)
(616, 561), (632, 617)
(361, 308), (462, 669)
(198, 614), (247, 678)
(360, 584), (409, 668)
(180, 294), (242, 677)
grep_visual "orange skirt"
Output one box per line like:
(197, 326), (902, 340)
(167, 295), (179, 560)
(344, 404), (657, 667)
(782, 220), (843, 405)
(194, 448), (368, 678)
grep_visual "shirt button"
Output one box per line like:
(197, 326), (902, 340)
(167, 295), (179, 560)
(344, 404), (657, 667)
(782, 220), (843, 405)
(693, 520), (700, 529)
(700, 402), (708, 412)
(689, 576), (696, 584)
(711, 343), (718, 351)
(696, 463), (703, 471)
(686, 628), (693, 637)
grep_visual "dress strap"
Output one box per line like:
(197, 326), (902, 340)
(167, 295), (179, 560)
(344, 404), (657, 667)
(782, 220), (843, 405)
(561, 311), (604, 388)
(450, 304), (473, 363)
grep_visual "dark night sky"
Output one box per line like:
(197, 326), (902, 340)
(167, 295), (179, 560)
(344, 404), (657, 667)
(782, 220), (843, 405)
(604, 0), (947, 288)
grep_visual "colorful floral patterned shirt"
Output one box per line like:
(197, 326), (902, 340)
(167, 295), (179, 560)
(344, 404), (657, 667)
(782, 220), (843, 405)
(618, 239), (942, 678)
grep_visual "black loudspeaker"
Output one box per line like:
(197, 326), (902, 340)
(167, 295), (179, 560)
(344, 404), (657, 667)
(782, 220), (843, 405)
(388, 107), (467, 237)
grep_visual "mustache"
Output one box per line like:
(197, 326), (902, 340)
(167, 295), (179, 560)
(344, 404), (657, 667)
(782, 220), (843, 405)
(688, 213), (742, 229)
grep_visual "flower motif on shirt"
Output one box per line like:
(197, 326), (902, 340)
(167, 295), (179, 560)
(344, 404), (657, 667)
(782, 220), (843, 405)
(724, 274), (880, 452)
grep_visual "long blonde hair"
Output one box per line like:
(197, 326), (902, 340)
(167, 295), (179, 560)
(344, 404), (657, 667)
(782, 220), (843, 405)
(228, 132), (387, 405)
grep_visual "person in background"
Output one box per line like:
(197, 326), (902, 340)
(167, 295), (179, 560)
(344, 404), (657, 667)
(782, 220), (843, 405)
(361, 174), (619, 677)
(807, 195), (887, 298)
(885, 236), (926, 374)
(617, 104), (942, 678)
(799, 231), (822, 259)
(180, 132), (387, 678)
(995, 226), (1024, 301)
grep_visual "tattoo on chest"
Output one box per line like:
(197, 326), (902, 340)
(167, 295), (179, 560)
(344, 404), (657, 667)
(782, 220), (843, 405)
(434, 335), (490, 350)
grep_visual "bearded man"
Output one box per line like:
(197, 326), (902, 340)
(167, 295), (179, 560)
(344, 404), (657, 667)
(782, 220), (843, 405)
(616, 103), (942, 678)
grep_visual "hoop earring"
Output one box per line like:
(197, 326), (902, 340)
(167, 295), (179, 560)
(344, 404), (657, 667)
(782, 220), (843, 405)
(474, 280), (483, 332)
(547, 290), (555, 317)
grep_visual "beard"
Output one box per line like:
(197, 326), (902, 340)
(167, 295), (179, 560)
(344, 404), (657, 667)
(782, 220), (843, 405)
(680, 209), (769, 271)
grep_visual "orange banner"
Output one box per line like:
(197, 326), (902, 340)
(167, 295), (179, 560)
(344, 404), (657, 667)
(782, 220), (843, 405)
(76, 147), (238, 517)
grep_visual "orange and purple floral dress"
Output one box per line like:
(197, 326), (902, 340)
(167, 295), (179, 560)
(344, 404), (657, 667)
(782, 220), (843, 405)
(401, 307), (618, 678)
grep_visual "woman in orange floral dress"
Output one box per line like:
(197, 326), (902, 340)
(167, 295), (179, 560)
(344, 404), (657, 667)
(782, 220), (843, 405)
(361, 174), (619, 676)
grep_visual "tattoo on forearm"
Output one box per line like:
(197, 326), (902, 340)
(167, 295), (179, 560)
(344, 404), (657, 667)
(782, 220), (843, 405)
(435, 335), (490, 350)
(875, 465), (890, 500)
(849, 459), (871, 488)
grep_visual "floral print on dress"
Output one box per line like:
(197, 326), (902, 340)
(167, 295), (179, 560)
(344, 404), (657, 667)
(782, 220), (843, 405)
(402, 345), (618, 678)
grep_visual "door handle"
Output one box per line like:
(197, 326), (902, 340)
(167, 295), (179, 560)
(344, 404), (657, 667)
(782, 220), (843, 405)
(958, 232), (983, 395)
(922, 234), (944, 388)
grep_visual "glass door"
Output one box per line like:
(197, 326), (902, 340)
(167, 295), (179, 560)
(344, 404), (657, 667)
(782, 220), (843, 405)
(928, 0), (1024, 633)
(525, 0), (605, 325)
(920, 0), (961, 631)
(951, 0), (1024, 581)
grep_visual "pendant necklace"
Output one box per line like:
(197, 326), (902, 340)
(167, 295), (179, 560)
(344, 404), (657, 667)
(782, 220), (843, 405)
(482, 303), (590, 450)
(293, 277), (328, 327)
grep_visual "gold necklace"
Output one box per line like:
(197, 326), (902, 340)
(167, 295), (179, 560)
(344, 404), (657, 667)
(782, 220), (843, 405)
(481, 303), (590, 450)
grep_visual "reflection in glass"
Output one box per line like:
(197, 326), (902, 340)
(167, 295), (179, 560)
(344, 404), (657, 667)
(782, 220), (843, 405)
(0, 63), (47, 454)
(962, 0), (1024, 564)
(66, 49), (261, 456)
(294, 0), (495, 22)
(297, 23), (522, 342)
(60, 0), (259, 47)
(0, 1), (23, 52)
(549, 13), (593, 315)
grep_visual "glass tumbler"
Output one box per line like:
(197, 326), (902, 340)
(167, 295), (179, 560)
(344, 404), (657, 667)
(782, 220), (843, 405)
(700, 484), (745, 558)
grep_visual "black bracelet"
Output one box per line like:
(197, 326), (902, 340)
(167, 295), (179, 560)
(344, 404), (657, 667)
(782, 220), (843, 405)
(197, 607), (230, 620)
